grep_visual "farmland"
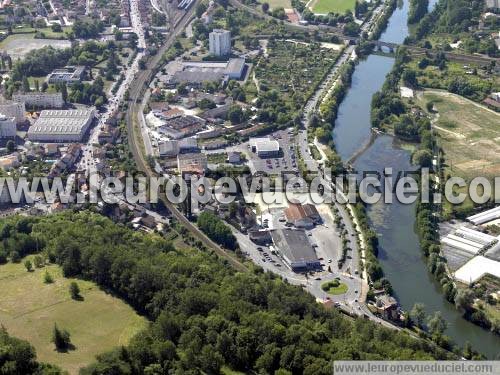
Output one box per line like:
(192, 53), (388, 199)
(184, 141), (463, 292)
(0, 258), (147, 374)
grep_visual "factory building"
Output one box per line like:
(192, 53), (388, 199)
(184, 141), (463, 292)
(13, 92), (64, 109)
(177, 153), (208, 174)
(169, 58), (246, 85)
(27, 108), (95, 142)
(209, 29), (231, 57)
(284, 202), (322, 229)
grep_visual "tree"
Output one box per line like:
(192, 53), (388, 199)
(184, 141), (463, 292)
(262, 2), (269, 12)
(22, 76), (30, 92)
(427, 311), (447, 336)
(52, 324), (72, 351)
(455, 289), (474, 312)
(228, 105), (244, 124)
(43, 270), (54, 284)
(413, 150), (432, 168)
(51, 23), (62, 32)
(60, 82), (68, 103)
(6, 140), (15, 153)
(24, 259), (33, 272)
(410, 303), (426, 328)
(69, 282), (81, 300)
(33, 255), (44, 268)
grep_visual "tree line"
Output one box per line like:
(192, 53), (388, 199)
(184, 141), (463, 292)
(0, 211), (455, 374)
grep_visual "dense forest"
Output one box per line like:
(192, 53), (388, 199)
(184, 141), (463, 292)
(0, 211), (456, 374)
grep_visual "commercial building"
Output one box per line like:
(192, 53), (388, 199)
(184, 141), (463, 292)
(0, 100), (26, 124)
(169, 58), (246, 85)
(47, 66), (86, 84)
(209, 29), (231, 57)
(13, 92), (64, 109)
(467, 206), (500, 225)
(441, 226), (497, 255)
(177, 153), (207, 174)
(0, 115), (16, 138)
(159, 138), (199, 157)
(250, 137), (280, 158)
(271, 228), (321, 272)
(158, 115), (205, 139)
(284, 202), (321, 229)
(27, 108), (95, 142)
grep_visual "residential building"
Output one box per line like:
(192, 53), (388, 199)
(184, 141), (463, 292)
(13, 92), (64, 109)
(0, 153), (20, 170)
(486, 0), (499, 10)
(209, 29), (231, 57)
(0, 115), (16, 138)
(0, 100), (26, 124)
(47, 66), (86, 84)
(27, 108), (95, 142)
(284, 202), (322, 229)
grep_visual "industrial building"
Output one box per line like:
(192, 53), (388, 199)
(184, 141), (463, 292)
(441, 226), (498, 255)
(284, 202), (321, 229)
(177, 153), (207, 174)
(169, 58), (246, 85)
(157, 115), (206, 139)
(0, 100), (26, 124)
(159, 138), (199, 157)
(467, 206), (500, 225)
(47, 66), (86, 84)
(27, 108), (95, 142)
(249, 137), (280, 158)
(271, 228), (321, 272)
(13, 92), (64, 109)
(209, 29), (231, 57)
(0, 115), (16, 138)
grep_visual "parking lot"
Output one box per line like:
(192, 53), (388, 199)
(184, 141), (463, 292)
(247, 129), (300, 176)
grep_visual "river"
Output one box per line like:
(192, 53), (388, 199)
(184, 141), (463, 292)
(332, 0), (500, 359)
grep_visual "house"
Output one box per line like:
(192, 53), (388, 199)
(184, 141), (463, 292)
(248, 229), (272, 245)
(284, 202), (322, 229)
(373, 294), (399, 320)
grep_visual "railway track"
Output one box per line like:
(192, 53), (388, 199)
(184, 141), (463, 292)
(126, 4), (248, 272)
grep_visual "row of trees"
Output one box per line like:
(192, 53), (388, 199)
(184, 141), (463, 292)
(197, 211), (237, 250)
(408, 0), (429, 24)
(0, 211), (455, 374)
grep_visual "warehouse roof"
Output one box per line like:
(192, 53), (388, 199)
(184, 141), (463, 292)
(271, 228), (319, 264)
(28, 108), (94, 136)
(250, 137), (280, 154)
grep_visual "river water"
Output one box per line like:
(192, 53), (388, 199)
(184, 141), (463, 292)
(332, 0), (500, 359)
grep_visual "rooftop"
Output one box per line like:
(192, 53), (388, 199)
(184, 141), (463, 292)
(271, 228), (319, 264)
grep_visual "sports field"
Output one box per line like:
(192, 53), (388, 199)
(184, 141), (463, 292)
(259, 0), (291, 9)
(0, 258), (147, 374)
(310, 0), (356, 14)
(418, 90), (500, 180)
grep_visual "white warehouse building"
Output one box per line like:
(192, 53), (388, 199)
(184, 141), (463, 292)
(27, 108), (95, 142)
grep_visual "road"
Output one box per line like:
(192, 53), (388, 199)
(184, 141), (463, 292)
(124, 2), (248, 272)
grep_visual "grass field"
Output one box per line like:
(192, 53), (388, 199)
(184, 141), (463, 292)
(0, 34), (71, 60)
(310, 0), (356, 14)
(259, 0), (292, 9)
(321, 280), (348, 295)
(0, 257), (147, 374)
(418, 91), (500, 180)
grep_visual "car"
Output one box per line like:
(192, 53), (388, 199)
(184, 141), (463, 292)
(318, 257), (324, 260)
(328, 259), (332, 263)
(279, 217), (286, 222)
(314, 277), (321, 281)
(262, 258), (266, 262)
(355, 289), (358, 293)
(263, 252), (268, 256)
(354, 299), (358, 302)
(257, 247), (263, 251)
(334, 302), (341, 307)
(354, 269), (359, 274)
(276, 264), (281, 267)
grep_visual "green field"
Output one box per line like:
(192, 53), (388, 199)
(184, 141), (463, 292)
(0, 258), (147, 374)
(321, 280), (348, 295)
(311, 0), (356, 14)
(259, 0), (292, 9)
(418, 91), (500, 180)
